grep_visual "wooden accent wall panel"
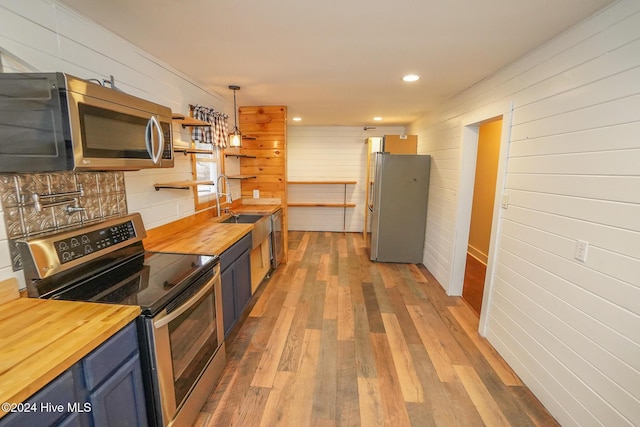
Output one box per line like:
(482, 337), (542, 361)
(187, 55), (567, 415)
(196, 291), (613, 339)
(239, 106), (288, 263)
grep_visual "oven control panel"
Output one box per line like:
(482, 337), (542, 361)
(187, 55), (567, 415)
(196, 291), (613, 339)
(55, 220), (137, 264)
(18, 213), (147, 282)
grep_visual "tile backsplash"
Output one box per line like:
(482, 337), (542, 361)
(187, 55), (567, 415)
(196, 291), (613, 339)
(0, 171), (127, 271)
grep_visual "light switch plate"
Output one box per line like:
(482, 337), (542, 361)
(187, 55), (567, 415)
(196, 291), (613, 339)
(575, 240), (589, 262)
(253, 189), (260, 198)
(501, 194), (509, 209)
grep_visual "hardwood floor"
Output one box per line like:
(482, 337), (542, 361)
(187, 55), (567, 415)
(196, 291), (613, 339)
(196, 231), (559, 426)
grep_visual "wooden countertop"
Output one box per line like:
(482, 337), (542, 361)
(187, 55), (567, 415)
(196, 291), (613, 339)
(144, 204), (281, 255)
(233, 204), (281, 215)
(0, 298), (139, 418)
(144, 218), (253, 255)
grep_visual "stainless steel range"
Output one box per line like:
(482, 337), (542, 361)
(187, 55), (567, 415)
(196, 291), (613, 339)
(18, 213), (226, 427)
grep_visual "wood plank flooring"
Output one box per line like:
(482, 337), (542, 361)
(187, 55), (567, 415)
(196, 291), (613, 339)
(196, 231), (559, 427)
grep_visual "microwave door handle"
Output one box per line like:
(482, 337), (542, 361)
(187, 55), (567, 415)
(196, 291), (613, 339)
(145, 118), (155, 161)
(153, 267), (220, 329)
(153, 115), (165, 164)
(148, 115), (164, 164)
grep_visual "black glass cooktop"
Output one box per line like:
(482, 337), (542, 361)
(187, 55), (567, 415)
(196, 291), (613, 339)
(48, 251), (218, 316)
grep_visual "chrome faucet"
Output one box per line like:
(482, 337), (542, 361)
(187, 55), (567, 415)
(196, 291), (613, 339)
(215, 174), (233, 216)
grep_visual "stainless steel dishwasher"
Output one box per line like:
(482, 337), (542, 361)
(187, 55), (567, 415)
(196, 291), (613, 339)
(270, 208), (284, 268)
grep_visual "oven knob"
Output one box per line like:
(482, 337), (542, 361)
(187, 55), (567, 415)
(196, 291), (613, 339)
(70, 238), (80, 247)
(81, 235), (90, 244)
(62, 252), (72, 261)
(84, 245), (93, 254)
(59, 242), (69, 250)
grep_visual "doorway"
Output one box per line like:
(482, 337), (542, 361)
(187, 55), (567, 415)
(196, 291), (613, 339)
(462, 118), (502, 315)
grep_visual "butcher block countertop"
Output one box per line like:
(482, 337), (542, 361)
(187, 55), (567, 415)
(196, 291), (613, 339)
(0, 297), (140, 419)
(233, 203), (281, 215)
(144, 220), (253, 254)
(143, 203), (281, 255)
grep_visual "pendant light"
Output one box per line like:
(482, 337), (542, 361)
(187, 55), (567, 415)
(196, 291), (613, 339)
(228, 85), (242, 148)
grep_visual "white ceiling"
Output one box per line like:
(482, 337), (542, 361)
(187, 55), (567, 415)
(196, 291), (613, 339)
(58, 0), (615, 127)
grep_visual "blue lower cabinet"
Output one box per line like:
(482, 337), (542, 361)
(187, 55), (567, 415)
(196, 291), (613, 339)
(84, 322), (148, 427)
(221, 265), (236, 334)
(82, 322), (138, 390)
(0, 369), (78, 427)
(58, 412), (83, 427)
(221, 233), (253, 337)
(88, 353), (148, 427)
(0, 321), (147, 427)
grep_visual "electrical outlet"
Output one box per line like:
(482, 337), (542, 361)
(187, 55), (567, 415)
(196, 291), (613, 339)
(253, 189), (260, 198)
(501, 194), (509, 209)
(575, 240), (589, 262)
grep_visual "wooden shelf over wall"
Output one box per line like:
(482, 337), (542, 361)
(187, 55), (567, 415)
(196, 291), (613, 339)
(287, 181), (357, 185)
(172, 114), (211, 128)
(154, 180), (214, 191)
(286, 181), (356, 231)
(224, 153), (257, 159)
(174, 147), (213, 155)
(288, 203), (356, 208)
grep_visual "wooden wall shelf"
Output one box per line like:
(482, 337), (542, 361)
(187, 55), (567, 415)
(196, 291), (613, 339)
(227, 175), (257, 180)
(224, 154), (257, 159)
(174, 148), (214, 155)
(288, 203), (356, 208)
(287, 181), (357, 185)
(172, 114), (211, 128)
(286, 181), (357, 231)
(154, 180), (214, 191)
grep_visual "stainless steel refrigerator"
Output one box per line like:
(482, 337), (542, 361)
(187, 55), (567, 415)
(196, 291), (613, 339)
(368, 153), (431, 263)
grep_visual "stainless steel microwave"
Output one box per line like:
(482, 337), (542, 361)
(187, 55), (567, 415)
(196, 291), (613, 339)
(0, 72), (174, 172)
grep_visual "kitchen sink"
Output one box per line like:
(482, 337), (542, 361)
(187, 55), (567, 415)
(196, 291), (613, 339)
(221, 214), (265, 224)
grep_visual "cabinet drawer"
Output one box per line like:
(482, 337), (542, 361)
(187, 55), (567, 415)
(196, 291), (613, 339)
(220, 232), (252, 271)
(82, 322), (138, 390)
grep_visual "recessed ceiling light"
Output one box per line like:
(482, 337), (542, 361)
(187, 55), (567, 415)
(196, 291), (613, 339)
(373, 117), (382, 121)
(292, 117), (302, 121)
(403, 74), (420, 82)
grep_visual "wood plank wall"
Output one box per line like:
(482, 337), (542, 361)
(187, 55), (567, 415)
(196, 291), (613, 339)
(238, 106), (288, 260)
(408, 1), (640, 426)
(0, 1), (227, 287)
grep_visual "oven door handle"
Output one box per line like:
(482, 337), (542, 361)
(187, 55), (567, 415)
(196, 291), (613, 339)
(153, 267), (220, 329)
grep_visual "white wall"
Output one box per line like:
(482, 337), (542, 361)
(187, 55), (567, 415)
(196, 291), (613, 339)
(287, 126), (404, 232)
(0, 0), (228, 286)
(409, 1), (640, 425)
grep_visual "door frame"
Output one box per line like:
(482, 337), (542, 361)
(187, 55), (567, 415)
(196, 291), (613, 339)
(449, 100), (514, 336)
